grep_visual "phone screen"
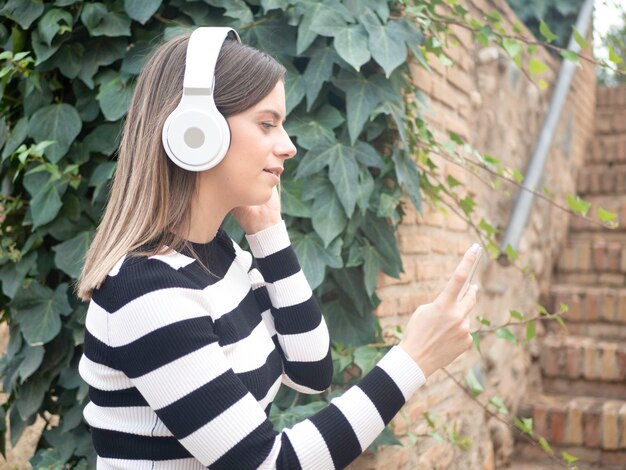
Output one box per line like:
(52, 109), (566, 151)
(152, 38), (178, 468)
(457, 249), (482, 302)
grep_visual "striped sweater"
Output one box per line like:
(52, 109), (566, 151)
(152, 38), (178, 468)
(79, 221), (426, 469)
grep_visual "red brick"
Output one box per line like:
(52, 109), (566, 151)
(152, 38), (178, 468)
(602, 401), (621, 450)
(565, 342), (582, 378)
(583, 402), (602, 448)
(592, 241), (607, 271)
(549, 404), (567, 444)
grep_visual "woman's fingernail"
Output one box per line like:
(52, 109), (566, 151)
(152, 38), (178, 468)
(472, 283), (479, 292)
(470, 243), (480, 253)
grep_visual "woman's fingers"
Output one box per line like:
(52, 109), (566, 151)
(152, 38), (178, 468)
(459, 283), (478, 316)
(437, 244), (481, 306)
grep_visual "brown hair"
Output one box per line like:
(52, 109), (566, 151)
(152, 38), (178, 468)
(77, 32), (286, 300)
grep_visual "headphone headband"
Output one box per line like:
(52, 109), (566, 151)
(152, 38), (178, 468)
(184, 27), (241, 94)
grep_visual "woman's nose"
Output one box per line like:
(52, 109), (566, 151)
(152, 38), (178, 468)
(276, 129), (297, 159)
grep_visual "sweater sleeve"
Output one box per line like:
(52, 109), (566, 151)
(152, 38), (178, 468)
(116, 302), (425, 470)
(246, 221), (333, 394)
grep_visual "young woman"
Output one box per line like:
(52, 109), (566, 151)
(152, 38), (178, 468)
(77, 28), (479, 470)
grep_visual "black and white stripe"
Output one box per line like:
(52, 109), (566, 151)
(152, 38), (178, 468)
(80, 221), (426, 468)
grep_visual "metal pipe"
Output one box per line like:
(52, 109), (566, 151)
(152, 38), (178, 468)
(498, 0), (595, 265)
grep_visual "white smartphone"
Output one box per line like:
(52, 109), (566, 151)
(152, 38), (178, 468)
(457, 248), (482, 302)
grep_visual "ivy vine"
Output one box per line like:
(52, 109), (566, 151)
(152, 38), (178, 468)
(0, 0), (621, 467)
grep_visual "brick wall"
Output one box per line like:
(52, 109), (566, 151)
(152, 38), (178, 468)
(350, 0), (597, 468)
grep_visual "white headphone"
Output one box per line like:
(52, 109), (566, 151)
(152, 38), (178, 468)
(162, 27), (241, 172)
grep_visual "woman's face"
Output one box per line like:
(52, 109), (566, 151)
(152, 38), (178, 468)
(206, 81), (297, 208)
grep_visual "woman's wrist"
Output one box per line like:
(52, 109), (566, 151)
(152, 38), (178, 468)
(398, 341), (435, 379)
(242, 215), (283, 235)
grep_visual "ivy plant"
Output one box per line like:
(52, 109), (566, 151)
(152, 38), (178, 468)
(0, 0), (621, 467)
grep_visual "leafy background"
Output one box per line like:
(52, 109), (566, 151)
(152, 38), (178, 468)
(0, 0), (429, 465)
(0, 0), (603, 467)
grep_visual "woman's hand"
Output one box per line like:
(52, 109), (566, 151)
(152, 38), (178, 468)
(232, 186), (282, 235)
(399, 244), (481, 378)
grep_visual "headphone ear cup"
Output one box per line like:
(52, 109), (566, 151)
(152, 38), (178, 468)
(162, 100), (231, 171)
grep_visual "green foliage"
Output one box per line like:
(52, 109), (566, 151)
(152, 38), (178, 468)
(0, 0), (606, 465)
(597, 10), (626, 85)
(0, 0), (428, 464)
(506, 0), (586, 48)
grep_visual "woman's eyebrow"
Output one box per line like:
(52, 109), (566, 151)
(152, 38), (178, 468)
(255, 109), (286, 123)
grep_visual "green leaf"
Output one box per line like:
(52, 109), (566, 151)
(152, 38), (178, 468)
(529, 58), (549, 75)
(290, 231), (342, 289)
(303, 47), (337, 110)
(562, 452), (578, 464)
(96, 73), (135, 121)
(0, 252), (37, 299)
(206, 0), (253, 25)
(361, 12), (407, 77)
(38, 9), (73, 46)
(280, 180), (311, 218)
(505, 243), (519, 262)
(509, 310), (524, 321)
(328, 143), (359, 217)
(598, 207), (617, 223)
(52, 231), (93, 278)
(309, 2), (353, 37)
(608, 45), (623, 65)
(28, 103), (82, 163)
(81, 3), (131, 37)
(295, 1), (324, 54)
(353, 345), (385, 375)
(471, 331), (481, 353)
(16, 374), (52, 421)
(501, 38), (521, 59)
(332, 265), (378, 318)
(333, 24), (371, 72)
(0, 0), (44, 29)
(560, 50), (580, 65)
(526, 320), (536, 341)
(495, 327), (517, 345)
(334, 70), (387, 143)
(465, 368), (484, 396)
(538, 436), (553, 455)
(84, 122), (122, 155)
(284, 69), (306, 115)
(286, 106), (341, 150)
(17, 344), (44, 384)
(459, 196), (475, 216)
(392, 149), (421, 212)
(270, 401), (326, 431)
(48, 42), (84, 79)
(312, 189), (348, 247)
(362, 245), (383, 297)
(29, 179), (64, 229)
(572, 26), (588, 50)
(78, 38), (128, 88)
(11, 281), (70, 346)
(2, 116), (28, 161)
(355, 141), (385, 168)
(566, 195), (591, 216)
(539, 20), (557, 43)
(323, 299), (377, 346)
(124, 0), (162, 24)
(514, 416), (533, 435)
(362, 212), (401, 277)
(488, 396), (509, 414)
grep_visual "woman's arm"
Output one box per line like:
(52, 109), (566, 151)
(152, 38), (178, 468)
(106, 299), (423, 469)
(246, 221), (333, 393)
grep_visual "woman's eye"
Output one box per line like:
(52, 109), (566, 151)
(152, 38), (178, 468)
(261, 122), (276, 130)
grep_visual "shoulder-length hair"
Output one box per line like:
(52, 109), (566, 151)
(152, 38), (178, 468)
(77, 32), (286, 301)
